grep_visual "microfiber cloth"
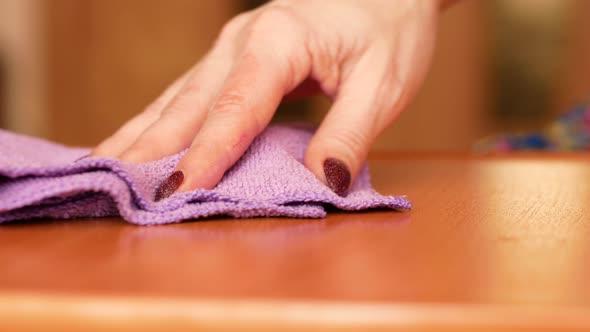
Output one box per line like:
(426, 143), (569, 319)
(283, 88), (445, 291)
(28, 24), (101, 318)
(0, 124), (411, 225)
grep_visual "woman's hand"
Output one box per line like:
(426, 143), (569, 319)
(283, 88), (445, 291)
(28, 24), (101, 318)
(92, 0), (443, 199)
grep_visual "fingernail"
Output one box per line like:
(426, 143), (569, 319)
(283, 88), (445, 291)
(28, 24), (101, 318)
(155, 170), (185, 202)
(323, 158), (351, 196)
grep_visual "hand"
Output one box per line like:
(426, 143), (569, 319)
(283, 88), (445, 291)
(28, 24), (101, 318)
(92, 0), (443, 199)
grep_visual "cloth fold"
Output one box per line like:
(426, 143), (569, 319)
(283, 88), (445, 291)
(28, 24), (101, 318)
(0, 124), (411, 225)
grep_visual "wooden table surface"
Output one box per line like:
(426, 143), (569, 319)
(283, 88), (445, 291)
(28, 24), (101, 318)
(2, 153), (590, 331)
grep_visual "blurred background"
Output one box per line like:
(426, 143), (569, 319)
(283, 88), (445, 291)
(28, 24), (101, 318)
(0, 0), (589, 150)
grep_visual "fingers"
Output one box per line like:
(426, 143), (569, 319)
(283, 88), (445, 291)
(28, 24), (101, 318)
(305, 102), (375, 197)
(149, 9), (312, 198)
(91, 71), (191, 157)
(92, 10), (249, 160)
(304, 50), (409, 196)
(169, 52), (292, 193)
(118, 54), (233, 163)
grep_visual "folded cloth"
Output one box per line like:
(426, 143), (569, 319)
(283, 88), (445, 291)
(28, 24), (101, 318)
(0, 124), (411, 225)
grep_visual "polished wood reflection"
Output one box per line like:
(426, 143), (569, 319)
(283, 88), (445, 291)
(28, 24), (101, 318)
(2, 153), (590, 331)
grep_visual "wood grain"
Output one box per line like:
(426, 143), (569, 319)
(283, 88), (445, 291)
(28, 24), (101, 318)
(1, 154), (590, 330)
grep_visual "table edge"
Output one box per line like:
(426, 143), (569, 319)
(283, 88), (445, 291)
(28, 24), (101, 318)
(1, 292), (589, 331)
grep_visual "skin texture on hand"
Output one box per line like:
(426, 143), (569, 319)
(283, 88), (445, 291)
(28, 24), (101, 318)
(92, 0), (445, 199)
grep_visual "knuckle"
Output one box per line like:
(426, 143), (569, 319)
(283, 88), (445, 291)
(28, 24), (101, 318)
(210, 92), (262, 138)
(218, 12), (251, 41)
(212, 92), (248, 115)
(330, 128), (368, 159)
(162, 98), (188, 116)
(241, 7), (306, 85)
(251, 6), (298, 31)
(180, 79), (202, 96)
(243, 6), (302, 49)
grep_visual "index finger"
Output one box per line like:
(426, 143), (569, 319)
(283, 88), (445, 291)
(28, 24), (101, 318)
(156, 52), (289, 199)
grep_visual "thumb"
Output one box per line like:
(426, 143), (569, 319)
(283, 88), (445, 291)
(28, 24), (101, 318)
(304, 57), (410, 196)
(304, 110), (375, 197)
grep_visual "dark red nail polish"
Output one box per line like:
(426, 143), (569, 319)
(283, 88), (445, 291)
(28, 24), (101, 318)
(323, 158), (351, 197)
(155, 170), (184, 202)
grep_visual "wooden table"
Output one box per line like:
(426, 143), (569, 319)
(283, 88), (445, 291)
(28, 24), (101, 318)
(1, 154), (590, 331)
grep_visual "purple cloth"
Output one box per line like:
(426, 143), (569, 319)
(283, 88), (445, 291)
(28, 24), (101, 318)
(0, 124), (411, 225)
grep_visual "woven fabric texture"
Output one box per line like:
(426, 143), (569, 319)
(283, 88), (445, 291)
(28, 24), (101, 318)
(0, 124), (411, 225)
